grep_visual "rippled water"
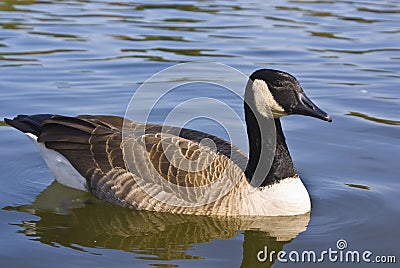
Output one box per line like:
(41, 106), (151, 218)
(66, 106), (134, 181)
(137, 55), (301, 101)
(0, 0), (399, 267)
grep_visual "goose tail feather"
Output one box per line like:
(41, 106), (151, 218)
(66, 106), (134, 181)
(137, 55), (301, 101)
(4, 114), (54, 137)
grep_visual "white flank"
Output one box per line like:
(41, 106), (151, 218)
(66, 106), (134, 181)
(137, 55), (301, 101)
(26, 133), (87, 191)
(241, 177), (311, 216)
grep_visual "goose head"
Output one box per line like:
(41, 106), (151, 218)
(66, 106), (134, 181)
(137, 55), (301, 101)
(246, 69), (332, 122)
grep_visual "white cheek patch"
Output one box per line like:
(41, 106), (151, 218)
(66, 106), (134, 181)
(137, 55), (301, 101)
(251, 79), (286, 117)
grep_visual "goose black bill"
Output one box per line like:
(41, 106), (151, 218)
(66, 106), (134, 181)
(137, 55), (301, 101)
(291, 92), (332, 122)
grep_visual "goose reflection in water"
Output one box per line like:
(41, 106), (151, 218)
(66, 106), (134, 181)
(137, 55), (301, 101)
(4, 181), (310, 267)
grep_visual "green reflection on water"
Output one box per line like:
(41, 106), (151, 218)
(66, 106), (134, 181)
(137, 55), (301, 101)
(163, 18), (204, 23)
(345, 183), (370, 190)
(0, 56), (37, 61)
(310, 48), (400, 54)
(347, 112), (400, 126)
(309, 31), (353, 40)
(135, 4), (218, 14)
(4, 181), (309, 267)
(0, 0), (36, 12)
(1, 22), (27, 30)
(112, 34), (190, 42)
(358, 7), (400, 14)
(0, 49), (87, 56)
(73, 54), (179, 63)
(29, 31), (85, 41)
(154, 48), (235, 57)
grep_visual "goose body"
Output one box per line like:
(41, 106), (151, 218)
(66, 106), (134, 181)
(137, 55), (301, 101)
(5, 69), (331, 216)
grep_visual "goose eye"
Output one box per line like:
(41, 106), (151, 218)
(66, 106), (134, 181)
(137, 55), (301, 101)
(273, 80), (283, 87)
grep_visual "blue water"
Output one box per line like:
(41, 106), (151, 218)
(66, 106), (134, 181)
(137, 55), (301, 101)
(0, 0), (399, 267)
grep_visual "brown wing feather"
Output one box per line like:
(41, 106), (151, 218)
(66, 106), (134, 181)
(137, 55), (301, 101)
(38, 115), (125, 179)
(35, 115), (247, 199)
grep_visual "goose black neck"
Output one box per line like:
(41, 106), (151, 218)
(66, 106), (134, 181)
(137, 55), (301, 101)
(244, 103), (298, 187)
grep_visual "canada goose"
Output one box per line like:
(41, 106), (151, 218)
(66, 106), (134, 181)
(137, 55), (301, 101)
(5, 69), (331, 216)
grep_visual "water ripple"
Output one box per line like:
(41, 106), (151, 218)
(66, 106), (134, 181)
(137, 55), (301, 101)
(347, 112), (400, 126)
